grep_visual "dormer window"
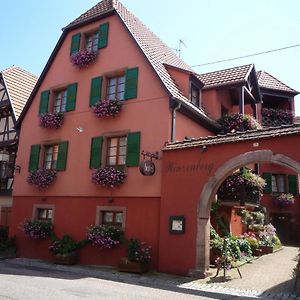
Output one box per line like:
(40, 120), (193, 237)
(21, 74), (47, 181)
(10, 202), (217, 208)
(191, 84), (200, 107)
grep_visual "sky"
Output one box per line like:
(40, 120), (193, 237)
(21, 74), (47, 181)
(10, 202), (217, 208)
(1, 0), (300, 113)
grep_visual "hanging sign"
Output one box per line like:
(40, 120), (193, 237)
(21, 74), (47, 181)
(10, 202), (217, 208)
(139, 160), (156, 176)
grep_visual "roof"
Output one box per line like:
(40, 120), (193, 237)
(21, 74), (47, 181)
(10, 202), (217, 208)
(196, 64), (253, 89)
(1, 66), (38, 119)
(163, 124), (300, 151)
(64, 0), (208, 115)
(257, 70), (298, 95)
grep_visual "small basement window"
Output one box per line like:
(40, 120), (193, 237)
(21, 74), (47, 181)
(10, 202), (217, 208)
(96, 206), (126, 229)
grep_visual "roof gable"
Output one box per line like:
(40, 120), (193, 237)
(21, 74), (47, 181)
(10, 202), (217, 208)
(1, 66), (38, 119)
(257, 70), (298, 95)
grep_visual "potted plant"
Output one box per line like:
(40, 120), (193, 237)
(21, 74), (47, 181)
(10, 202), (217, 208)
(71, 49), (97, 68)
(92, 100), (123, 118)
(22, 219), (53, 240)
(258, 224), (276, 254)
(39, 112), (64, 129)
(273, 193), (295, 208)
(91, 166), (126, 188)
(49, 234), (87, 265)
(118, 238), (152, 273)
(27, 169), (57, 189)
(87, 224), (123, 249)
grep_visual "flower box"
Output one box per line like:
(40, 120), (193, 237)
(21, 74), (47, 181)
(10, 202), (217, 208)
(92, 100), (122, 118)
(71, 49), (97, 68)
(22, 219), (53, 240)
(53, 252), (78, 265)
(118, 258), (149, 274)
(92, 166), (126, 188)
(273, 193), (295, 208)
(259, 245), (273, 255)
(39, 112), (64, 129)
(27, 169), (57, 189)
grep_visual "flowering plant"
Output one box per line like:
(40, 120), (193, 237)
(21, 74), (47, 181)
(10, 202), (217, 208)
(39, 112), (64, 129)
(27, 169), (57, 189)
(218, 168), (265, 203)
(258, 224), (277, 246)
(87, 224), (123, 249)
(71, 49), (97, 68)
(262, 108), (293, 127)
(126, 238), (152, 264)
(218, 113), (260, 134)
(92, 100), (123, 118)
(49, 235), (87, 255)
(273, 193), (295, 207)
(92, 166), (126, 188)
(22, 219), (53, 240)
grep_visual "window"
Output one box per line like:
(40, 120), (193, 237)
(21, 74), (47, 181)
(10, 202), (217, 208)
(190, 84), (200, 107)
(53, 89), (67, 113)
(86, 32), (99, 53)
(221, 105), (229, 117)
(106, 136), (127, 166)
(96, 206), (126, 229)
(106, 75), (126, 101)
(271, 174), (286, 193)
(44, 144), (59, 170)
(33, 205), (55, 222)
(37, 208), (53, 221)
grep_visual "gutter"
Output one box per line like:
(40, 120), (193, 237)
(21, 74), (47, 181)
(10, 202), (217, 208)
(170, 98), (181, 143)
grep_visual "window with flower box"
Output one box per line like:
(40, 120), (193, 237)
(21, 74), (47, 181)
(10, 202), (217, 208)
(39, 83), (78, 115)
(90, 132), (140, 169)
(89, 67), (139, 106)
(28, 141), (69, 172)
(70, 22), (109, 55)
(263, 172), (297, 195)
(96, 206), (126, 229)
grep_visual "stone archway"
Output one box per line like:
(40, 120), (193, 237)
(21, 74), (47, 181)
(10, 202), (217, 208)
(194, 149), (300, 277)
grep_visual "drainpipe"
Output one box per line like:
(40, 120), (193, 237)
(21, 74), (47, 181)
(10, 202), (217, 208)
(171, 100), (181, 143)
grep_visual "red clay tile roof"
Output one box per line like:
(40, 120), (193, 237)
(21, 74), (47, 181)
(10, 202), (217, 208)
(257, 70), (298, 95)
(2, 66), (38, 119)
(65, 0), (207, 115)
(196, 64), (253, 89)
(163, 124), (300, 150)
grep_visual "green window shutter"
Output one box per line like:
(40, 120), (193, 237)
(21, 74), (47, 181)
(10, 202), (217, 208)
(89, 77), (103, 106)
(39, 90), (50, 115)
(56, 141), (68, 171)
(124, 67), (139, 100)
(126, 132), (141, 167)
(263, 172), (272, 193)
(66, 83), (78, 111)
(90, 136), (103, 169)
(98, 23), (109, 49)
(70, 33), (81, 55)
(288, 174), (297, 195)
(28, 144), (41, 172)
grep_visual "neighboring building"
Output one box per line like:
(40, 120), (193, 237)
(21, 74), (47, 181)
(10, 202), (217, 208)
(9, 0), (300, 276)
(0, 66), (37, 228)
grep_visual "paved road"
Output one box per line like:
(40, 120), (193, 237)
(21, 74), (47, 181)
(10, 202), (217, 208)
(0, 260), (257, 300)
(0, 246), (299, 299)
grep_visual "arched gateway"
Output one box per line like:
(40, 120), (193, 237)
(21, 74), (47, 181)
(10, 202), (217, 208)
(160, 125), (300, 277)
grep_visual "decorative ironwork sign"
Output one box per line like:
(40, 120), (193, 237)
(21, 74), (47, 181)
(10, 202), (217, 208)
(139, 150), (159, 176)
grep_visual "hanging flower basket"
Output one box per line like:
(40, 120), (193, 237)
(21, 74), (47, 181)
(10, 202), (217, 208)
(273, 193), (295, 208)
(92, 100), (123, 118)
(217, 113), (261, 134)
(71, 49), (97, 68)
(39, 112), (64, 129)
(22, 219), (53, 240)
(27, 169), (57, 189)
(92, 166), (126, 188)
(87, 224), (123, 249)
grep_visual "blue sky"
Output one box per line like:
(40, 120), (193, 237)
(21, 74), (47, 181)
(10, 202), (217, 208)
(2, 1), (300, 114)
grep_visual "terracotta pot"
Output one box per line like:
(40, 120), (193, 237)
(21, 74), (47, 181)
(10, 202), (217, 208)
(53, 252), (78, 265)
(118, 258), (149, 274)
(253, 248), (263, 256)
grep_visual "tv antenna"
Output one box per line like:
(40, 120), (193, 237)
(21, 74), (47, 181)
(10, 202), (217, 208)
(172, 39), (187, 57)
